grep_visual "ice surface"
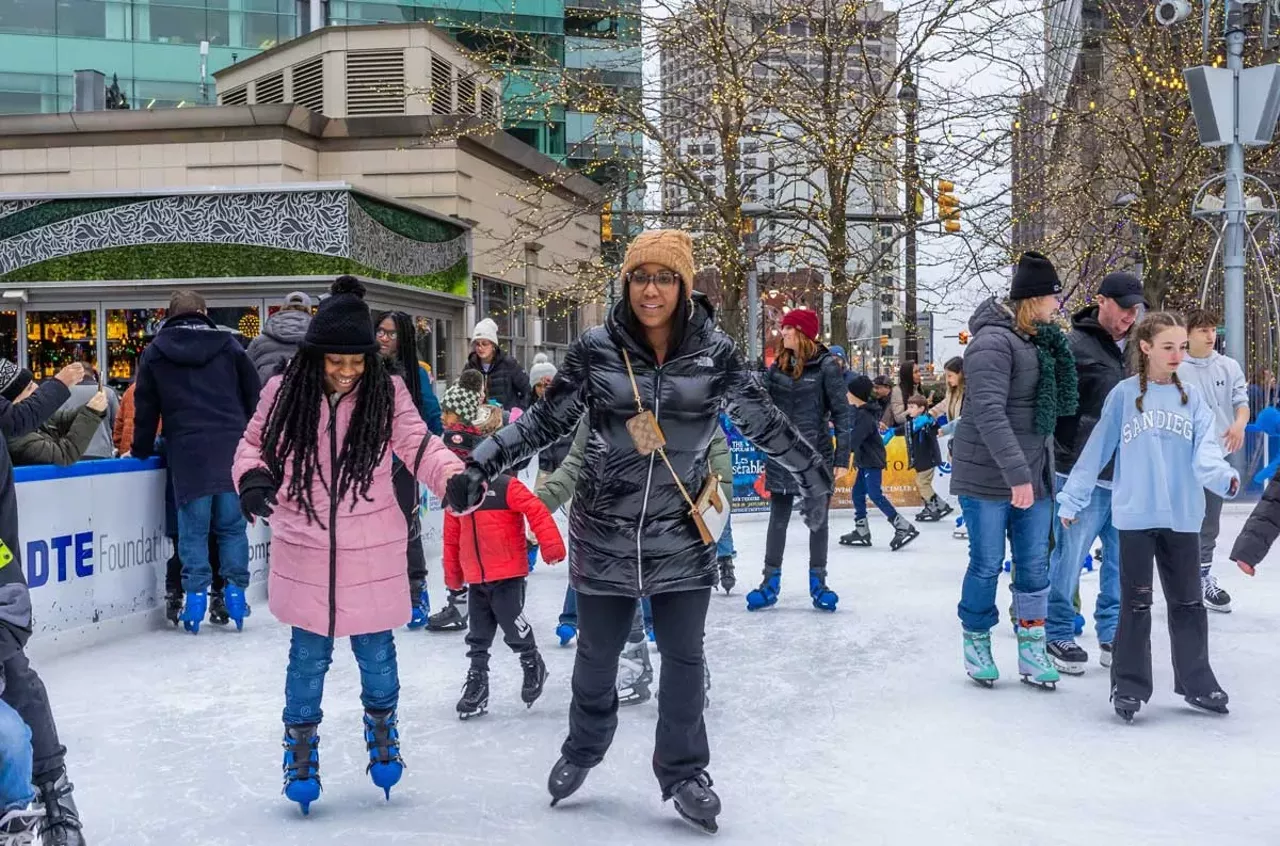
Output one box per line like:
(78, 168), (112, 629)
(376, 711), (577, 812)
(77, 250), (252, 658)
(35, 509), (1280, 845)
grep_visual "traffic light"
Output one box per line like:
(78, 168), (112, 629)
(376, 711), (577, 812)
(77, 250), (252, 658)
(601, 206), (613, 242)
(958, 330), (970, 346)
(880, 335), (890, 347)
(937, 179), (960, 233)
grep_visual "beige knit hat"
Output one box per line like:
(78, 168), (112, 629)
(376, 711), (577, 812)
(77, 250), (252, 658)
(620, 229), (696, 300)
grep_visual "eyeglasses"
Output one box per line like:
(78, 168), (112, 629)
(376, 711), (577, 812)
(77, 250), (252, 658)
(376, 329), (398, 340)
(627, 270), (682, 290)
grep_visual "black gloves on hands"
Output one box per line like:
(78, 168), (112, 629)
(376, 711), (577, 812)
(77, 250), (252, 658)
(239, 468), (278, 522)
(445, 465), (488, 513)
(798, 462), (834, 532)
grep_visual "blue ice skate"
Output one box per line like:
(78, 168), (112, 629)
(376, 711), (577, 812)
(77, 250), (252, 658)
(809, 570), (838, 612)
(745, 568), (781, 611)
(179, 590), (206, 635)
(528, 543), (539, 572)
(1074, 613), (1086, 637)
(223, 585), (249, 631)
(364, 708), (404, 800)
(407, 581), (430, 630)
(1081, 552), (1094, 574)
(555, 622), (577, 646)
(282, 725), (321, 815)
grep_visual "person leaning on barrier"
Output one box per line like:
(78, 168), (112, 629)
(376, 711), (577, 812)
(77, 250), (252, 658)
(7, 378), (109, 467)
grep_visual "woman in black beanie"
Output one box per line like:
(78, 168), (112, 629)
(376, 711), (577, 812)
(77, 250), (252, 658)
(950, 251), (1077, 690)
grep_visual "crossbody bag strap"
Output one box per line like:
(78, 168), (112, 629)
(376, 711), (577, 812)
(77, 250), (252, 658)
(621, 348), (698, 511)
(621, 349), (645, 414)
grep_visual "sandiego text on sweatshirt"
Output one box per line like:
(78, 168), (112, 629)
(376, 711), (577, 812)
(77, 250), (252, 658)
(1177, 350), (1247, 436)
(1058, 377), (1238, 532)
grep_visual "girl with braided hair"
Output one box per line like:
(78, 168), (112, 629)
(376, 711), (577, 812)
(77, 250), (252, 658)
(233, 276), (463, 814)
(1058, 311), (1239, 723)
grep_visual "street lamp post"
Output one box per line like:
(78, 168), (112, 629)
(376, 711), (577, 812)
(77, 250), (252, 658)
(898, 68), (920, 368)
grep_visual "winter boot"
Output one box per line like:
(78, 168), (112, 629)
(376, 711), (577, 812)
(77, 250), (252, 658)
(208, 591), (230, 626)
(889, 514), (920, 551)
(1016, 624), (1060, 689)
(1047, 640), (1088, 675)
(839, 517), (872, 546)
(178, 590), (207, 635)
(164, 587), (183, 627)
(555, 622), (577, 646)
(745, 566), (781, 611)
(617, 639), (653, 706)
(915, 499), (941, 522)
(521, 651), (549, 707)
(34, 771), (83, 846)
(809, 568), (838, 612)
(363, 708), (404, 799)
(457, 669), (489, 719)
(962, 629), (999, 687)
(1185, 690), (1230, 715)
(669, 772), (721, 834)
(427, 587), (468, 632)
(953, 516), (968, 539)
(0, 804), (42, 846)
(717, 556), (737, 594)
(548, 756), (590, 807)
(222, 584), (249, 631)
(282, 724), (321, 814)
(406, 578), (430, 630)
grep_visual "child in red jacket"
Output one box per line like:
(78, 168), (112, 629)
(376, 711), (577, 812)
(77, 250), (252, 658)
(440, 379), (566, 719)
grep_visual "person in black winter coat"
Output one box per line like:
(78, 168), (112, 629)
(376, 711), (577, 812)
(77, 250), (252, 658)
(443, 229), (830, 833)
(839, 374), (918, 550)
(1230, 463), (1280, 576)
(463, 318), (531, 411)
(131, 290), (261, 633)
(0, 359), (89, 846)
(746, 308), (849, 612)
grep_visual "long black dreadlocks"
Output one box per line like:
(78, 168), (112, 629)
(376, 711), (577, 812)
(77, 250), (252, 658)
(260, 347), (396, 526)
(374, 310), (423, 414)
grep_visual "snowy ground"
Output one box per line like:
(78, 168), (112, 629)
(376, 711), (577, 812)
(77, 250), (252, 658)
(34, 508), (1280, 846)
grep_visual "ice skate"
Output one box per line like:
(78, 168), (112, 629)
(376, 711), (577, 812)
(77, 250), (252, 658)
(34, 771), (84, 846)
(1202, 572), (1232, 613)
(745, 566), (780, 611)
(363, 708), (404, 799)
(839, 517), (872, 547)
(669, 772), (721, 834)
(617, 639), (653, 706)
(208, 591), (230, 626)
(521, 651), (548, 708)
(1047, 640), (1088, 675)
(932, 496), (954, 519)
(457, 669), (489, 719)
(548, 756), (590, 807)
(555, 622), (577, 646)
(178, 590), (207, 635)
(406, 578), (430, 630)
(1099, 642), (1113, 668)
(527, 543), (539, 572)
(717, 557), (736, 594)
(914, 498), (942, 522)
(1016, 624), (1060, 690)
(953, 516), (968, 539)
(282, 725), (321, 815)
(889, 514), (920, 551)
(222, 584), (249, 631)
(427, 588), (468, 632)
(1111, 688), (1141, 723)
(809, 569), (838, 612)
(0, 805), (42, 846)
(962, 629), (999, 687)
(1185, 690), (1229, 715)
(164, 587), (183, 627)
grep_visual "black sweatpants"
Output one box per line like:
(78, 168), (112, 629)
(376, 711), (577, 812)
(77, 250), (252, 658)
(1114, 529), (1222, 703)
(465, 577), (536, 671)
(392, 462), (428, 584)
(765, 493), (829, 574)
(564, 588), (711, 797)
(165, 535), (224, 594)
(1, 651), (65, 783)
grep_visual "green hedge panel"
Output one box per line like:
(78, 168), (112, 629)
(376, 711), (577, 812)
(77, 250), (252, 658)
(352, 194), (465, 244)
(0, 198), (143, 241)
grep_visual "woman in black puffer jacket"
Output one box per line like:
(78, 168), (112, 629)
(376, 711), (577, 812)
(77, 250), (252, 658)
(445, 230), (830, 833)
(747, 308), (850, 613)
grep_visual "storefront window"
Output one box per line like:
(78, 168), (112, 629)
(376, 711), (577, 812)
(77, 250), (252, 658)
(437, 319), (451, 380)
(26, 310), (96, 380)
(207, 306), (261, 344)
(106, 308), (166, 389)
(0, 311), (17, 364)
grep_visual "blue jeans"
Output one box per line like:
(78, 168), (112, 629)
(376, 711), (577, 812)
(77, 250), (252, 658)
(853, 468), (898, 521)
(282, 628), (399, 726)
(0, 699), (34, 810)
(715, 516), (736, 558)
(559, 588), (652, 630)
(1047, 476), (1120, 644)
(957, 496), (1052, 632)
(177, 492), (250, 593)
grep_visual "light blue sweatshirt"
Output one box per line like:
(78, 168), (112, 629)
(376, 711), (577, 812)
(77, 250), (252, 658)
(1058, 377), (1238, 532)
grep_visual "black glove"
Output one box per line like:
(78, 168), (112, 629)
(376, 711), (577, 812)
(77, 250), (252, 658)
(798, 462), (834, 532)
(445, 465), (488, 513)
(239, 468), (278, 522)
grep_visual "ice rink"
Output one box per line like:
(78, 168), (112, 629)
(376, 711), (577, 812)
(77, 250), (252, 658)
(34, 508), (1280, 845)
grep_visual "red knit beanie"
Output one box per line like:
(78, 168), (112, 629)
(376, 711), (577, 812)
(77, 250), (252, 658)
(780, 308), (820, 341)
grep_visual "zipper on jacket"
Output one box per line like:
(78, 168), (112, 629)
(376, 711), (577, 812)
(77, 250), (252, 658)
(327, 398), (340, 640)
(470, 517), (487, 583)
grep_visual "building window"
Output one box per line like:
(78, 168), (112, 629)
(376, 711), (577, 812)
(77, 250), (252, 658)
(475, 277), (526, 344)
(56, 0), (108, 38)
(145, 0), (231, 47)
(542, 295), (579, 346)
(0, 0), (56, 35)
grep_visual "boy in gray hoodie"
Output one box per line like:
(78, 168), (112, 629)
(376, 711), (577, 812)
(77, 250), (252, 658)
(1176, 309), (1249, 613)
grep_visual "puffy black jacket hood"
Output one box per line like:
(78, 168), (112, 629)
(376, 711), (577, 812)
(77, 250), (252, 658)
(607, 290), (709, 363)
(152, 312), (240, 368)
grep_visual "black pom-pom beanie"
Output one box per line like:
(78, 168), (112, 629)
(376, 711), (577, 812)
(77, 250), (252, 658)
(304, 275), (377, 354)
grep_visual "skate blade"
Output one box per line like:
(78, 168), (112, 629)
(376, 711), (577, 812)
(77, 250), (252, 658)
(1020, 676), (1057, 691)
(1115, 708), (1136, 723)
(676, 804), (719, 835)
(457, 707), (488, 720)
(1184, 698), (1229, 715)
(1049, 659), (1087, 676)
(1205, 603), (1232, 614)
(968, 676), (996, 689)
(890, 536), (919, 551)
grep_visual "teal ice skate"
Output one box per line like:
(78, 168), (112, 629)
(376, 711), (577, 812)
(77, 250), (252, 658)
(1016, 624), (1060, 690)
(962, 630), (999, 687)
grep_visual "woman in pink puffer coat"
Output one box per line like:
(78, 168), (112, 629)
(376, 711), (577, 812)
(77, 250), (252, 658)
(233, 276), (462, 815)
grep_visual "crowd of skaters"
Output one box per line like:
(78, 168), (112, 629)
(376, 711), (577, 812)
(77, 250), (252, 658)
(0, 232), (1278, 838)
